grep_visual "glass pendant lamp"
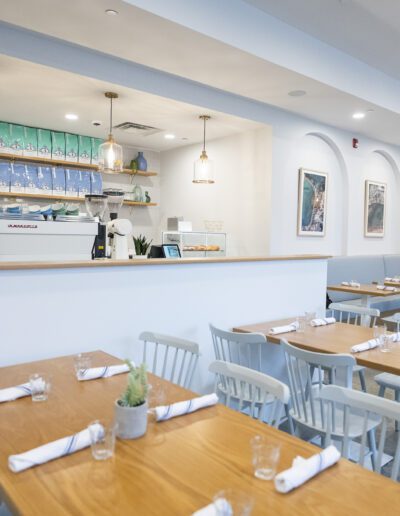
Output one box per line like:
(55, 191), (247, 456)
(98, 92), (123, 174)
(193, 115), (214, 183)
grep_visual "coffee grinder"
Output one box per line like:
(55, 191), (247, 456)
(84, 194), (108, 259)
(103, 189), (133, 260)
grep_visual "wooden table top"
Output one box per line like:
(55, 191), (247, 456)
(1, 352), (399, 515)
(384, 280), (400, 288)
(327, 283), (400, 296)
(233, 319), (400, 375)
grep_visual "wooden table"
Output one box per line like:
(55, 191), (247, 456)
(1, 352), (399, 515)
(327, 283), (400, 298)
(385, 280), (400, 288)
(233, 319), (400, 375)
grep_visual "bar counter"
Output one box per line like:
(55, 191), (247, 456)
(0, 254), (330, 270)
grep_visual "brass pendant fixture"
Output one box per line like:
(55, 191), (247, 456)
(98, 92), (123, 174)
(193, 115), (214, 184)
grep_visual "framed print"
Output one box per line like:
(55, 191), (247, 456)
(365, 180), (386, 237)
(297, 168), (328, 236)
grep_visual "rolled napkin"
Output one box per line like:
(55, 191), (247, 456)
(77, 362), (132, 381)
(385, 277), (400, 283)
(192, 504), (217, 516)
(351, 332), (400, 353)
(341, 281), (360, 288)
(155, 393), (218, 422)
(0, 383), (31, 403)
(269, 321), (299, 335)
(8, 424), (102, 473)
(377, 285), (397, 291)
(274, 445), (341, 494)
(310, 317), (336, 327)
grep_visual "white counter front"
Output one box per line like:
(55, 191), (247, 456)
(0, 256), (329, 393)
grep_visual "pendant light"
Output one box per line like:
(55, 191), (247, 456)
(193, 115), (214, 183)
(98, 92), (123, 174)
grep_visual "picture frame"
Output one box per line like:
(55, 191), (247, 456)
(364, 180), (386, 237)
(297, 168), (328, 236)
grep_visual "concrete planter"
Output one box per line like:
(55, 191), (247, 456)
(114, 400), (148, 439)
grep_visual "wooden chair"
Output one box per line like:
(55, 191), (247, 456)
(209, 360), (290, 428)
(329, 302), (381, 392)
(319, 384), (400, 481)
(280, 338), (378, 464)
(138, 331), (200, 388)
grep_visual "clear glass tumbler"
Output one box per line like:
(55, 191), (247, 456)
(88, 420), (117, 460)
(379, 334), (392, 353)
(213, 489), (254, 516)
(250, 435), (281, 480)
(73, 353), (92, 378)
(296, 316), (306, 333)
(304, 311), (317, 326)
(29, 373), (51, 402)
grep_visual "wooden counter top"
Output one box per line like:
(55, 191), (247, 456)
(0, 254), (330, 271)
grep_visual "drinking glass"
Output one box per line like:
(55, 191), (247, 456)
(88, 420), (117, 460)
(73, 353), (92, 378)
(296, 316), (306, 333)
(373, 325), (386, 342)
(304, 311), (317, 325)
(29, 373), (51, 402)
(213, 489), (254, 516)
(147, 381), (166, 411)
(250, 435), (281, 480)
(379, 334), (392, 353)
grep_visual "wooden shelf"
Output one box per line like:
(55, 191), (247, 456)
(0, 153), (158, 177)
(0, 191), (157, 207)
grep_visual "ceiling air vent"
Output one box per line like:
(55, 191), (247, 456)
(113, 122), (161, 137)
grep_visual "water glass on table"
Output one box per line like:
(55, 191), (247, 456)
(73, 353), (92, 378)
(250, 435), (281, 480)
(213, 489), (254, 516)
(296, 316), (306, 333)
(304, 311), (317, 326)
(88, 420), (117, 460)
(29, 373), (51, 402)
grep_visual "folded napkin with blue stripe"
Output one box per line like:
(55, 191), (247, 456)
(77, 362), (133, 381)
(155, 393), (218, 422)
(8, 424), (102, 473)
(341, 281), (360, 287)
(269, 321), (299, 335)
(351, 332), (400, 353)
(310, 317), (336, 327)
(377, 285), (397, 291)
(274, 445), (340, 493)
(0, 383), (31, 403)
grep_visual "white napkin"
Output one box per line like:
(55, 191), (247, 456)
(341, 281), (360, 287)
(385, 277), (400, 283)
(351, 332), (400, 353)
(310, 317), (336, 327)
(192, 504), (217, 516)
(77, 363), (132, 381)
(274, 445), (340, 493)
(377, 285), (397, 291)
(0, 383), (31, 403)
(8, 424), (101, 473)
(269, 321), (299, 335)
(155, 393), (218, 422)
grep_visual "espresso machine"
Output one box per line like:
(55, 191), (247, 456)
(85, 194), (108, 259)
(103, 189), (132, 260)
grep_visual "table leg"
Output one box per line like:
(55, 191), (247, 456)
(360, 295), (371, 327)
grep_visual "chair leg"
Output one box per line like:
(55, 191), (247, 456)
(358, 369), (367, 393)
(395, 390), (400, 432)
(284, 404), (294, 435)
(378, 385), (385, 398)
(367, 429), (377, 471)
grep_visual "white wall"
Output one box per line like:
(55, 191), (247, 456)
(160, 127), (272, 256)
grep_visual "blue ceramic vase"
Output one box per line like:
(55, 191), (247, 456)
(136, 152), (147, 171)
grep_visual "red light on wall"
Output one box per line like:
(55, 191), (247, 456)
(352, 138), (359, 149)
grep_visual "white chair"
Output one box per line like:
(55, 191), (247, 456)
(210, 323), (294, 432)
(329, 302), (381, 392)
(319, 384), (400, 481)
(281, 338), (378, 464)
(209, 360), (290, 427)
(375, 374), (400, 431)
(138, 331), (200, 388)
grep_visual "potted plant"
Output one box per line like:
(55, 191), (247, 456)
(115, 362), (149, 439)
(133, 234), (152, 258)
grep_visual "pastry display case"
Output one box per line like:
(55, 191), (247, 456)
(162, 231), (226, 257)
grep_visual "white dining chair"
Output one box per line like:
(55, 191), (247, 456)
(138, 331), (200, 388)
(374, 373), (400, 431)
(329, 302), (381, 392)
(319, 384), (400, 481)
(280, 338), (378, 465)
(209, 360), (290, 428)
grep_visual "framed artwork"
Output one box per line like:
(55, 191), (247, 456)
(364, 180), (386, 237)
(297, 168), (328, 236)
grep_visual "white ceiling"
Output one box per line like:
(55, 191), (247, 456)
(0, 55), (261, 151)
(1, 0), (400, 145)
(244, 0), (400, 81)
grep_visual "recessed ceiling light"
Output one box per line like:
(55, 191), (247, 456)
(164, 134), (175, 140)
(352, 112), (366, 119)
(105, 9), (118, 15)
(288, 90), (307, 97)
(65, 113), (78, 120)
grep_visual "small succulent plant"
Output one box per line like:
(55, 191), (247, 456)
(133, 234), (152, 256)
(118, 362), (148, 407)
